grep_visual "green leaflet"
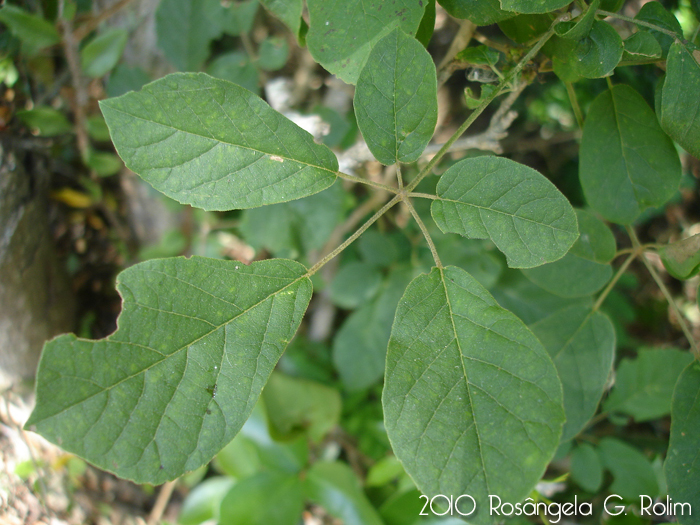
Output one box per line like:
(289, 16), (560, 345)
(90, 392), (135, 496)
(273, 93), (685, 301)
(100, 73), (338, 211)
(499, 13), (555, 43)
(16, 107), (72, 137)
(661, 43), (700, 159)
(155, 0), (224, 71)
(598, 437), (659, 500)
(383, 266), (564, 524)
(500, 0), (572, 14)
(0, 4), (60, 55)
(333, 267), (413, 391)
(354, 29), (437, 165)
(569, 209), (616, 263)
(580, 84), (681, 224)
(80, 29), (128, 78)
(665, 361), (700, 523)
(554, 0), (599, 40)
(522, 252), (612, 297)
(304, 462), (384, 525)
(221, 0), (258, 36)
(25, 257), (312, 484)
(635, 1), (682, 57)
(570, 443), (603, 493)
(622, 31), (662, 62)
(550, 21), (622, 81)
(438, 0), (513, 26)
(430, 156), (578, 269)
(660, 233), (700, 280)
(306, 0), (425, 84)
(262, 372), (341, 443)
(179, 476), (234, 525)
(603, 348), (694, 422)
(219, 471), (305, 525)
(531, 305), (615, 441)
(206, 51), (259, 94)
(259, 0), (303, 37)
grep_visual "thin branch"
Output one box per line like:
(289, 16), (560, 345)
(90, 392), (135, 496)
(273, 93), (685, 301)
(406, 198), (442, 268)
(592, 251), (638, 312)
(627, 226), (700, 359)
(73, 0), (138, 41)
(565, 81), (584, 129)
(147, 480), (177, 525)
(59, 0), (90, 162)
(409, 192), (437, 200)
(306, 194), (402, 276)
(437, 19), (477, 87)
(406, 16), (565, 194)
(598, 9), (693, 43)
(336, 171), (400, 194)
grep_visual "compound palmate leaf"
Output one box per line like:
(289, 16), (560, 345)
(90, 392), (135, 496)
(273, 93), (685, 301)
(430, 156), (578, 269)
(25, 257), (312, 484)
(100, 73), (338, 211)
(384, 266), (564, 525)
(354, 28), (437, 165)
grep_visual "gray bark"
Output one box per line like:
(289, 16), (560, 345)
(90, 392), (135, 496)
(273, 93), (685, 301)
(0, 142), (75, 390)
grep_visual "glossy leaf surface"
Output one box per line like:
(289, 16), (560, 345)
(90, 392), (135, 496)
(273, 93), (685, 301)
(532, 305), (615, 441)
(430, 156), (578, 268)
(384, 266), (564, 524)
(580, 84), (681, 224)
(306, 0), (425, 84)
(661, 43), (700, 159)
(354, 29), (437, 165)
(665, 361), (700, 522)
(26, 257), (312, 483)
(100, 73), (338, 211)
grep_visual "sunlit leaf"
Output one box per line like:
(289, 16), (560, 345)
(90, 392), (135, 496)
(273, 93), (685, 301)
(25, 257), (312, 483)
(384, 266), (564, 524)
(100, 73), (338, 211)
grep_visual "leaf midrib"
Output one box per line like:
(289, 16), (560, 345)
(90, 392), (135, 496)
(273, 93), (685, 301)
(33, 273), (308, 424)
(102, 102), (339, 177)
